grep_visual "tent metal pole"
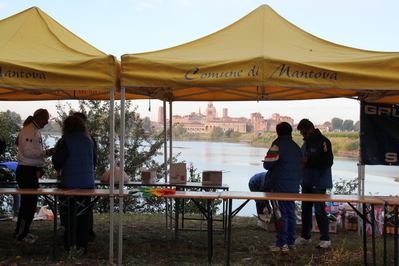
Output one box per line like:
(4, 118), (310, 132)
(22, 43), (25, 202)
(358, 163), (365, 196)
(162, 100), (171, 229)
(163, 100), (167, 182)
(169, 100), (173, 174)
(109, 91), (115, 264)
(357, 101), (365, 196)
(118, 87), (126, 265)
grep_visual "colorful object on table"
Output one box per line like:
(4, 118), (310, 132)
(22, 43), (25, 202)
(128, 187), (176, 198)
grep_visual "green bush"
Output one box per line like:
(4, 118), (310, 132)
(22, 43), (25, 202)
(345, 140), (359, 151)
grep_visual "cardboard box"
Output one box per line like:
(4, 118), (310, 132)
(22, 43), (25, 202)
(170, 163), (187, 184)
(325, 202), (340, 214)
(311, 222), (337, 233)
(311, 215), (337, 233)
(141, 170), (156, 184)
(257, 215), (275, 231)
(202, 170), (222, 185)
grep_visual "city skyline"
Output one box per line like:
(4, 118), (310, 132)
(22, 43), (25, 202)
(154, 101), (359, 126)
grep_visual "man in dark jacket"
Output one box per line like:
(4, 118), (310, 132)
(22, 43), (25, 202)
(295, 118), (334, 249)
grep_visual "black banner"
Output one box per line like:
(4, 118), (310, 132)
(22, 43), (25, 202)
(360, 102), (399, 165)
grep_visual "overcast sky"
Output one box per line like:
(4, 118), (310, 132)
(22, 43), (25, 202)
(1, 0), (399, 125)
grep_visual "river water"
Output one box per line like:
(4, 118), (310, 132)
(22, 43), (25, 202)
(46, 137), (399, 217)
(157, 141), (399, 216)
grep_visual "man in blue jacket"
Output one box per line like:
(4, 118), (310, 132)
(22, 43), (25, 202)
(248, 172), (272, 218)
(263, 122), (302, 253)
(295, 119), (334, 249)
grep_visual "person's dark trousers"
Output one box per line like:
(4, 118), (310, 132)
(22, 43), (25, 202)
(58, 187), (95, 242)
(62, 196), (92, 252)
(14, 165), (39, 241)
(300, 186), (330, 241)
(88, 209), (96, 242)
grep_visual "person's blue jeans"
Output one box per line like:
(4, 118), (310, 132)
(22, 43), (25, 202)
(300, 186), (330, 241)
(274, 200), (296, 247)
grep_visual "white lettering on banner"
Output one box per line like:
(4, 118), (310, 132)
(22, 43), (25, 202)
(385, 152), (397, 163)
(0, 66), (47, 79)
(364, 105), (399, 117)
(269, 64), (338, 80)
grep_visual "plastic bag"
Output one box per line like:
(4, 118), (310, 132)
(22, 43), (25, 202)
(100, 166), (129, 184)
(38, 205), (54, 220)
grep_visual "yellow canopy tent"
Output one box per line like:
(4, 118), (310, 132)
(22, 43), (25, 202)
(0, 6), (122, 100)
(0, 7), (131, 265)
(121, 4), (399, 104)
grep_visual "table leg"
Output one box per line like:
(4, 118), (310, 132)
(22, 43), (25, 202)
(371, 204), (376, 266)
(175, 198), (180, 239)
(226, 199), (233, 266)
(361, 203), (367, 265)
(207, 199), (213, 265)
(395, 205), (398, 266)
(226, 199), (250, 266)
(383, 204), (387, 266)
(53, 195), (58, 261)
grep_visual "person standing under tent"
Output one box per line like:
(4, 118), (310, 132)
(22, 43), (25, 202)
(295, 118), (334, 249)
(53, 115), (96, 252)
(263, 122), (302, 253)
(14, 109), (56, 244)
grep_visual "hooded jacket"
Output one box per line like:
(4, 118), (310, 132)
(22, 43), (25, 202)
(301, 129), (333, 189)
(263, 135), (302, 193)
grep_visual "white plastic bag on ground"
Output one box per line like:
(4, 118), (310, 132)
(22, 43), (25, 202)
(37, 205), (54, 220)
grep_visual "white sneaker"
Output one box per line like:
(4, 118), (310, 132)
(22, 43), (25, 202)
(295, 237), (311, 245)
(318, 240), (331, 248)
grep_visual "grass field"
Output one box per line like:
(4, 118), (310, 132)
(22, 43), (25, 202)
(0, 212), (393, 266)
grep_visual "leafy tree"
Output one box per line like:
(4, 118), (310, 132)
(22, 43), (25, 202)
(341, 119), (354, 131)
(323, 121), (332, 126)
(0, 110), (22, 214)
(354, 121), (360, 131)
(345, 141), (359, 151)
(0, 110), (21, 162)
(331, 117), (343, 131)
(210, 126), (224, 141)
(230, 131), (241, 140)
(173, 123), (187, 140)
(225, 129), (234, 138)
(55, 100), (170, 213)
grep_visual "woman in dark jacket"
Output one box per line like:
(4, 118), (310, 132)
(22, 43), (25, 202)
(53, 115), (96, 252)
